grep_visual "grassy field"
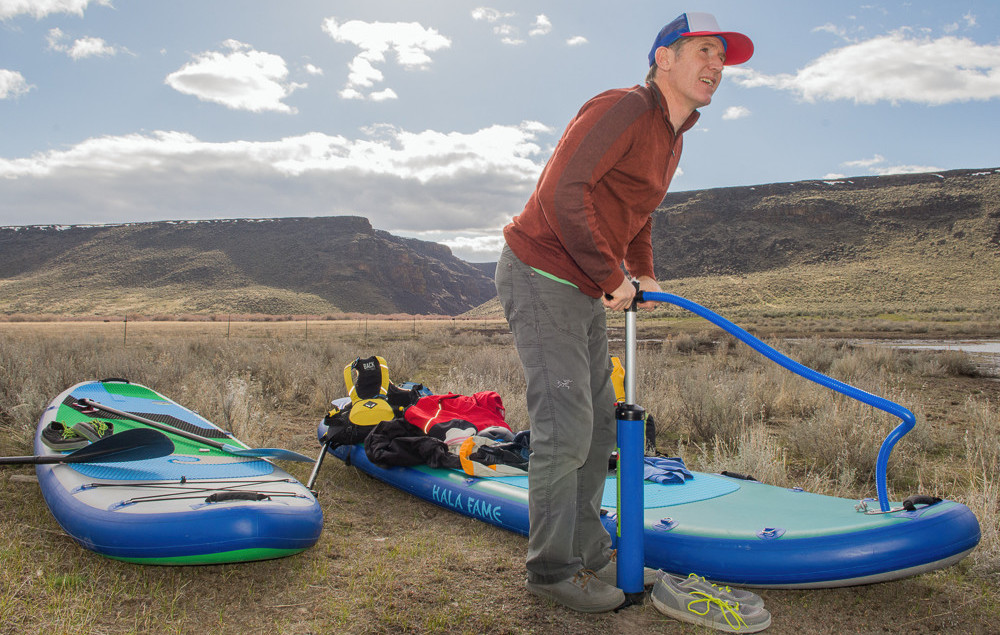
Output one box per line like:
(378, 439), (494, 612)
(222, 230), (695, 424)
(1, 315), (998, 634)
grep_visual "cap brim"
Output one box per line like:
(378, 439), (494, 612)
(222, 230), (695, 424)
(683, 31), (754, 65)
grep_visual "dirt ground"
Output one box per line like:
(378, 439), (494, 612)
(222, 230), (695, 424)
(1, 323), (997, 634)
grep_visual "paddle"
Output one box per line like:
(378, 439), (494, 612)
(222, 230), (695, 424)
(0, 428), (174, 465)
(77, 398), (314, 462)
(305, 438), (332, 494)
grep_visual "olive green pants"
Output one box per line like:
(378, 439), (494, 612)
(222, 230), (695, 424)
(495, 245), (616, 584)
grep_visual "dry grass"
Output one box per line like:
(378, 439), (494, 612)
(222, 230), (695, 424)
(1, 318), (998, 634)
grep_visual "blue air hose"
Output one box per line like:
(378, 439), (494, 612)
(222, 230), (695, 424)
(639, 291), (914, 512)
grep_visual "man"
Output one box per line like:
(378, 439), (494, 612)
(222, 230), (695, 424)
(495, 13), (754, 613)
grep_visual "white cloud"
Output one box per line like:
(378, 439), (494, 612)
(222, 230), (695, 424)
(943, 11), (977, 33)
(395, 229), (507, 262)
(812, 23), (849, 40)
(843, 154), (886, 168)
(0, 122), (553, 233)
(346, 55), (382, 89)
(68, 36), (117, 59)
(872, 164), (942, 175)
(471, 7), (514, 23)
(839, 154), (941, 176)
(530, 15), (552, 37)
(165, 40), (304, 113)
(566, 36), (588, 47)
(0, 69), (32, 98)
(722, 106), (750, 120)
(369, 88), (398, 102)
(470, 7), (522, 45)
(47, 28), (123, 60)
(304, 63), (323, 76)
(493, 23), (523, 46)
(0, 0), (111, 20)
(729, 31), (1000, 105)
(472, 8), (556, 46)
(339, 87), (363, 100)
(323, 17), (451, 100)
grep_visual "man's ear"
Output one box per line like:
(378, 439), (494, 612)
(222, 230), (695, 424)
(654, 45), (674, 71)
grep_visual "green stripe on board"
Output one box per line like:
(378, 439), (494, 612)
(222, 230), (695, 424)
(101, 382), (163, 400)
(107, 547), (304, 566)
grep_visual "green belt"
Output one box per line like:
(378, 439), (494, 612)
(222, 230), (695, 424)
(531, 267), (578, 289)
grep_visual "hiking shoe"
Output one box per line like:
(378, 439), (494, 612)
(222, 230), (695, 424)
(41, 420), (114, 451)
(592, 550), (658, 587)
(526, 569), (625, 613)
(651, 572), (771, 632)
(665, 572), (765, 609)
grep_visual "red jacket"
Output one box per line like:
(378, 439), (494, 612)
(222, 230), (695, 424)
(404, 391), (509, 434)
(503, 83), (698, 298)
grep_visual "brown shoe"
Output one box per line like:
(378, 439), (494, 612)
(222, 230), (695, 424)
(526, 569), (626, 613)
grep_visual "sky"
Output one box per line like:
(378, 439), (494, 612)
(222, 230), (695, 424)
(2, 1), (999, 262)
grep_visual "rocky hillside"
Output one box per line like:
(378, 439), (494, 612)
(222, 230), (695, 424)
(2, 167), (998, 318)
(464, 167), (1000, 320)
(651, 167), (1000, 278)
(0, 216), (495, 316)
(642, 167), (1000, 317)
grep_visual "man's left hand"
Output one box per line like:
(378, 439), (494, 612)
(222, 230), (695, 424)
(635, 276), (662, 310)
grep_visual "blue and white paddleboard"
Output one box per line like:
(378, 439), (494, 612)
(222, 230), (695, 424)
(36, 380), (322, 564)
(319, 421), (980, 589)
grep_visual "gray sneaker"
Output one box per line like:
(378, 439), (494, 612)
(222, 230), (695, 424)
(664, 572), (765, 609)
(651, 572), (771, 632)
(592, 551), (658, 587)
(526, 569), (626, 613)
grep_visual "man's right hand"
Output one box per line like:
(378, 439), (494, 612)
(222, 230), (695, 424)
(602, 277), (637, 311)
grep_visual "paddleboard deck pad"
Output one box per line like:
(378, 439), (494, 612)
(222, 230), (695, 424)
(35, 380), (322, 565)
(320, 422), (979, 588)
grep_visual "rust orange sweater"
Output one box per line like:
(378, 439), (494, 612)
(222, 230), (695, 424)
(503, 83), (698, 298)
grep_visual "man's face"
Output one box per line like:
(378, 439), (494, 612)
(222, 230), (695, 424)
(662, 36), (726, 111)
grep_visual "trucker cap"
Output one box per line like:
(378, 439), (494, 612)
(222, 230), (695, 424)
(648, 12), (753, 66)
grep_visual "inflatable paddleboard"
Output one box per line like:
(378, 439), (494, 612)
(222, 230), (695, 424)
(318, 423), (979, 589)
(35, 380), (322, 565)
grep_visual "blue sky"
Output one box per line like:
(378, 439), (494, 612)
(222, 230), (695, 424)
(2, 1), (999, 261)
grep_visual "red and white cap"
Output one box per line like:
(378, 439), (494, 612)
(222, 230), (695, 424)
(648, 12), (753, 66)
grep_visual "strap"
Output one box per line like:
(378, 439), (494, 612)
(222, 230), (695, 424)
(902, 495), (943, 511)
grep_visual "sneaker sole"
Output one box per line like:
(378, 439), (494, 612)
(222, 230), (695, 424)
(650, 591), (771, 633)
(526, 583), (625, 614)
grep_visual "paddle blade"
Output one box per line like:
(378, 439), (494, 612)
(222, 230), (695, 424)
(64, 428), (175, 463)
(0, 428), (175, 466)
(221, 444), (314, 462)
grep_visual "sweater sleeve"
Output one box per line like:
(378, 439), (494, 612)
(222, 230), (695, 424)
(536, 93), (644, 295)
(624, 215), (655, 281)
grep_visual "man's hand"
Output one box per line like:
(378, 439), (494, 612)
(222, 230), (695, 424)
(601, 277), (637, 311)
(635, 276), (662, 310)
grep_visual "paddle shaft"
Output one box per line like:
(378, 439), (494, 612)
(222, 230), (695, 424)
(79, 398), (234, 452)
(78, 398), (315, 462)
(305, 440), (331, 493)
(2, 454), (87, 465)
(0, 428), (174, 465)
